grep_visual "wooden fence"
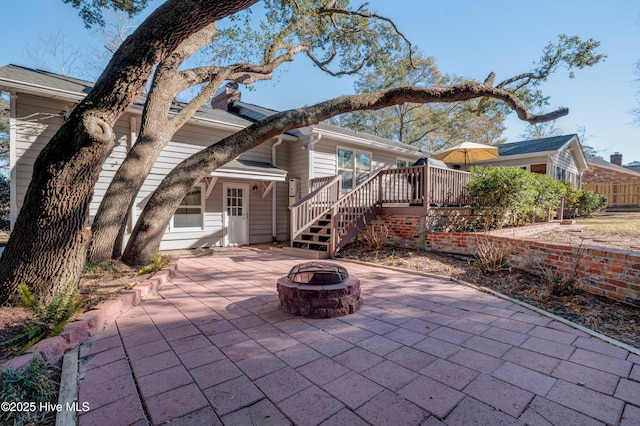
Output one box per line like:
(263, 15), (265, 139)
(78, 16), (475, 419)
(583, 182), (640, 208)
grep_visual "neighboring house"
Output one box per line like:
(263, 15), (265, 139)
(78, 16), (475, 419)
(472, 134), (589, 188)
(582, 154), (640, 208)
(0, 64), (423, 251)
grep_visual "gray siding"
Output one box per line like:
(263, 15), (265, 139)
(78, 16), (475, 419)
(11, 93), (291, 250)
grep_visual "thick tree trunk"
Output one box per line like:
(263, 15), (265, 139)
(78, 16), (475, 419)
(86, 132), (171, 263)
(0, 0), (258, 305)
(87, 23), (223, 264)
(122, 83), (568, 266)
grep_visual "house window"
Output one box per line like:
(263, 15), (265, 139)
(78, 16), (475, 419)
(338, 148), (371, 191)
(397, 158), (411, 168)
(172, 185), (204, 230)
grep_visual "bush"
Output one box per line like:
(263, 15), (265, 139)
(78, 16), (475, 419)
(0, 174), (9, 231)
(515, 248), (587, 297)
(1, 284), (84, 354)
(466, 166), (565, 229)
(473, 235), (511, 273)
(358, 223), (391, 250)
(563, 183), (607, 218)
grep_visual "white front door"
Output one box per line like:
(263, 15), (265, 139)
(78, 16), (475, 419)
(224, 183), (249, 246)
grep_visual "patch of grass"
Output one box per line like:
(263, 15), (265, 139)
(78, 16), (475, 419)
(578, 212), (640, 236)
(83, 261), (107, 274)
(0, 356), (60, 425)
(137, 253), (172, 275)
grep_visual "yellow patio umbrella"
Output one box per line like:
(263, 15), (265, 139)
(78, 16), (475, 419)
(431, 142), (499, 170)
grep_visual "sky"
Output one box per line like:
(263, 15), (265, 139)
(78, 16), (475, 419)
(2, 0), (640, 163)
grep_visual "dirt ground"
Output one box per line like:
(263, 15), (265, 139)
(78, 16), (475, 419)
(0, 262), (155, 363)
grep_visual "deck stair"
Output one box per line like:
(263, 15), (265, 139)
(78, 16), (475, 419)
(285, 165), (471, 258)
(291, 213), (332, 252)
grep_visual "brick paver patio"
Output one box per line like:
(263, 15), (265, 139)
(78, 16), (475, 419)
(76, 249), (640, 425)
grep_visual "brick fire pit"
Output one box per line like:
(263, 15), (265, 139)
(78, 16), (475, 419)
(277, 262), (362, 319)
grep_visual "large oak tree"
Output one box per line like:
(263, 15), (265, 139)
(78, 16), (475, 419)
(88, 0), (408, 263)
(0, 0), (259, 305)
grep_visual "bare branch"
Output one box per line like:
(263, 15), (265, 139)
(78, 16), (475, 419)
(305, 50), (367, 76)
(318, 7), (414, 65)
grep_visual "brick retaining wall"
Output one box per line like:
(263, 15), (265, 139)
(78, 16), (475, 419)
(367, 215), (640, 307)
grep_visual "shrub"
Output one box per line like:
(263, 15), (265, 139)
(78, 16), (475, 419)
(0, 174), (9, 231)
(473, 235), (512, 273)
(466, 166), (565, 229)
(563, 183), (607, 218)
(1, 283), (84, 354)
(514, 248), (587, 297)
(358, 223), (391, 250)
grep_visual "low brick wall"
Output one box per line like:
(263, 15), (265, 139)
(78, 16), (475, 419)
(367, 215), (640, 307)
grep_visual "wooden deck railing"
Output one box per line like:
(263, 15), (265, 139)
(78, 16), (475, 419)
(291, 165), (471, 255)
(379, 166), (471, 206)
(428, 167), (472, 205)
(290, 175), (342, 242)
(309, 175), (338, 192)
(331, 173), (382, 254)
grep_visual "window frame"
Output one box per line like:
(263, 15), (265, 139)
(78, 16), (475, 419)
(396, 158), (413, 168)
(337, 147), (372, 192)
(170, 183), (205, 232)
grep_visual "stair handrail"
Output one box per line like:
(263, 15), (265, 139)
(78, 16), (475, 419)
(290, 175), (342, 243)
(329, 170), (384, 255)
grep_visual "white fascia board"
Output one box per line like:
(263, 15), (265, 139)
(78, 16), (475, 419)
(474, 151), (556, 164)
(0, 78), (86, 101)
(211, 168), (287, 181)
(314, 127), (423, 156)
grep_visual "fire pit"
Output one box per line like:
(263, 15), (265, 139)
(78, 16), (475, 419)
(277, 262), (362, 318)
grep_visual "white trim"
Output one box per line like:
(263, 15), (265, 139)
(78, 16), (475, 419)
(127, 116), (137, 233)
(337, 146), (372, 192)
(169, 183), (205, 233)
(272, 137), (283, 240)
(205, 177), (218, 198)
(396, 157), (413, 168)
(261, 181), (275, 200)
(315, 126), (422, 155)
(211, 168), (286, 181)
(9, 93), (17, 229)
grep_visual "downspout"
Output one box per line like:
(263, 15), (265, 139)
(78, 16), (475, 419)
(127, 116), (137, 234)
(271, 136), (283, 242)
(306, 132), (322, 182)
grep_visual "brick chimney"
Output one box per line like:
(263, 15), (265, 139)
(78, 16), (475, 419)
(610, 152), (622, 166)
(210, 82), (241, 111)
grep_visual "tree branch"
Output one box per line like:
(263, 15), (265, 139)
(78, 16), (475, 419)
(318, 7), (414, 65)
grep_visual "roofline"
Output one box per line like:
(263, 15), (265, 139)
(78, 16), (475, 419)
(312, 127), (424, 156)
(235, 100), (424, 155)
(474, 150), (557, 163)
(0, 73), (273, 134)
(0, 76), (87, 102)
(589, 159), (640, 177)
(486, 134), (589, 171)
